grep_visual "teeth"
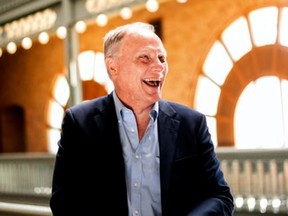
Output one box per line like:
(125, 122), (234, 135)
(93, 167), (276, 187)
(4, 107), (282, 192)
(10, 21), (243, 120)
(143, 78), (160, 87)
(143, 78), (160, 82)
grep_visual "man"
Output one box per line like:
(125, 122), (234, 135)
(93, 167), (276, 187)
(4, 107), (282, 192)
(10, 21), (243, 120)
(50, 22), (234, 216)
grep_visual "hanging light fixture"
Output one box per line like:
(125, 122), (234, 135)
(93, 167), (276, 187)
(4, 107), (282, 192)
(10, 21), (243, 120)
(146, 0), (159, 13)
(96, 14), (108, 27)
(75, 20), (87, 33)
(22, 37), (32, 50)
(7, 42), (17, 54)
(56, 26), (67, 39)
(120, 7), (133, 20)
(177, 0), (188, 3)
(38, 32), (50, 44)
(0, 48), (2, 57)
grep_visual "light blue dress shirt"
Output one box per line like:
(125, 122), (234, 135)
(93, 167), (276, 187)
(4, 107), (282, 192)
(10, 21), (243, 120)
(113, 91), (161, 216)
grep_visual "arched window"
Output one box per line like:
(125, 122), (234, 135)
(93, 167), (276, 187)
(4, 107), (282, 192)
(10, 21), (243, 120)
(195, 6), (288, 148)
(47, 51), (113, 154)
(47, 75), (70, 153)
(78, 51), (113, 93)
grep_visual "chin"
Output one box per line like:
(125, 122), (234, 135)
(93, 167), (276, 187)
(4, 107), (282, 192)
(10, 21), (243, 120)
(150, 95), (161, 103)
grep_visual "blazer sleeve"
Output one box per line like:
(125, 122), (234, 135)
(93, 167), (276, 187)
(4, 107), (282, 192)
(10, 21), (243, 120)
(161, 102), (234, 216)
(185, 113), (234, 216)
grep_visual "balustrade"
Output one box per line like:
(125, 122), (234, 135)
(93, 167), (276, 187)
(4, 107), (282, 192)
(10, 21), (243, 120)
(0, 149), (287, 215)
(217, 148), (288, 214)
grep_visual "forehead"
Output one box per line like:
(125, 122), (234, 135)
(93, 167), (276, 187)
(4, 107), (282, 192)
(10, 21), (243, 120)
(120, 31), (166, 54)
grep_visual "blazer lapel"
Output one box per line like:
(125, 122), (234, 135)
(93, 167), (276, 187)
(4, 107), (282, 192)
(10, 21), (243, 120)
(158, 100), (180, 208)
(92, 94), (124, 164)
(91, 94), (128, 213)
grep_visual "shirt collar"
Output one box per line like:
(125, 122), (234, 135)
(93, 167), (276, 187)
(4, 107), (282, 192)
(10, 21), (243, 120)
(112, 91), (159, 122)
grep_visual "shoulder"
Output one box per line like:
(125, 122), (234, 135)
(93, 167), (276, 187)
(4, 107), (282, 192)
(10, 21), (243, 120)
(159, 100), (205, 119)
(67, 94), (113, 118)
(159, 100), (209, 137)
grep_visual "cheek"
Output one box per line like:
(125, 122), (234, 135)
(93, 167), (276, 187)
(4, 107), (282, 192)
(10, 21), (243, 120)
(164, 64), (168, 74)
(118, 61), (145, 84)
(118, 68), (139, 87)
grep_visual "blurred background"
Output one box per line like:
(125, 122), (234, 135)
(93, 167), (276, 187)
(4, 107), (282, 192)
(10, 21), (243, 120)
(0, 0), (287, 215)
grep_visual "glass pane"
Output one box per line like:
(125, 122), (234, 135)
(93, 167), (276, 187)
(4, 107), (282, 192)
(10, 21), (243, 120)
(94, 52), (114, 93)
(78, 50), (95, 81)
(206, 116), (218, 147)
(203, 41), (233, 86)
(221, 17), (252, 61)
(281, 80), (288, 147)
(249, 7), (278, 47)
(54, 75), (70, 106)
(48, 128), (61, 154)
(234, 82), (256, 149)
(47, 100), (65, 129)
(235, 76), (284, 149)
(194, 75), (221, 116)
(279, 7), (288, 47)
(94, 52), (108, 84)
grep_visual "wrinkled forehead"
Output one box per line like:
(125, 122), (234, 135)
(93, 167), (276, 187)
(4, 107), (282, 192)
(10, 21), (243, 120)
(121, 30), (166, 54)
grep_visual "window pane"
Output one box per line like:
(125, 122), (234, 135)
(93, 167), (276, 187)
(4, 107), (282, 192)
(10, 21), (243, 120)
(279, 7), (288, 47)
(54, 75), (70, 106)
(235, 76), (284, 149)
(222, 17), (252, 61)
(94, 52), (114, 93)
(206, 116), (218, 147)
(281, 80), (288, 147)
(194, 75), (221, 116)
(78, 50), (95, 81)
(47, 100), (65, 129)
(94, 52), (108, 84)
(235, 82), (256, 149)
(203, 41), (233, 86)
(249, 7), (278, 47)
(48, 128), (60, 154)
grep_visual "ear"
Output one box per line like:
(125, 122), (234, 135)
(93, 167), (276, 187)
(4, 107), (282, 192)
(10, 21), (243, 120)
(105, 56), (117, 78)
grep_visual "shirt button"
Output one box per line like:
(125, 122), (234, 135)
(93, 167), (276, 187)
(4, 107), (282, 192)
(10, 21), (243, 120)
(133, 182), (138, 187)
(131, 128), (135, 132)
(135, 155), (140, 159)
(134, 210), (139, 215)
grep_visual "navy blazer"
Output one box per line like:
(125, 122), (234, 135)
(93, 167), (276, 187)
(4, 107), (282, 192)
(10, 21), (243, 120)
(50, 93), (234, 216)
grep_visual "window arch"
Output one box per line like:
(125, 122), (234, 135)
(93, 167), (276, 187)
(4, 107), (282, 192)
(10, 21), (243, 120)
(47, 75), (70, 154)
(47, 50), (113, 154)
(78, 51), (113, 94)
(194, 6), (288, 148)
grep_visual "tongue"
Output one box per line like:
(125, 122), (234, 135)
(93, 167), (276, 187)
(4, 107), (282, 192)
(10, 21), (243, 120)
(144, 80), (159, 87)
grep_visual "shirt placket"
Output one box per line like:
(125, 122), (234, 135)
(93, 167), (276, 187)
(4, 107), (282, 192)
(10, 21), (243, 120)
(122, 109), (142, 216)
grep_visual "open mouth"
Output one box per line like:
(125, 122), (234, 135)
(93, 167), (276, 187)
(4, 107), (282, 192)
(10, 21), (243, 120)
(143, 78), (160, 87)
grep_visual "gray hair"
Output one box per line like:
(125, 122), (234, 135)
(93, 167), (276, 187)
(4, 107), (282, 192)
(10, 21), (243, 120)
(103, 22), (155, 58)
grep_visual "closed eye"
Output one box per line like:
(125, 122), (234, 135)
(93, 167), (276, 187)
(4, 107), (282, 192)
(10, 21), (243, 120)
(139, 55), (151, 63)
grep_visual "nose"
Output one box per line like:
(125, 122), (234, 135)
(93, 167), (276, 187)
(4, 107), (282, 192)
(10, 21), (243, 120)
(152, 58), (166, 72)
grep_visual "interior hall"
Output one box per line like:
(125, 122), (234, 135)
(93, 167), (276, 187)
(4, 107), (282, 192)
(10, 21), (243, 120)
(0, 0), (287, 215)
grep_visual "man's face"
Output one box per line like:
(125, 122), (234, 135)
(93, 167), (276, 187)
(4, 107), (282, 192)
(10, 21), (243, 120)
(109, 31), (168, 108)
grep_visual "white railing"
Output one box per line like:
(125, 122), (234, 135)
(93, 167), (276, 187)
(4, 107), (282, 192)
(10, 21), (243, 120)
(217, 148), (288, 214)
(0, 149), (287, 215)
(0, 153), (54, 215)
(0, 153), (54, 204)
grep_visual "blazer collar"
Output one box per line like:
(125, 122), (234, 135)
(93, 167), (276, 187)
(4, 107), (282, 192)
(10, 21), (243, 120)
(158, 100), (180, 207)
